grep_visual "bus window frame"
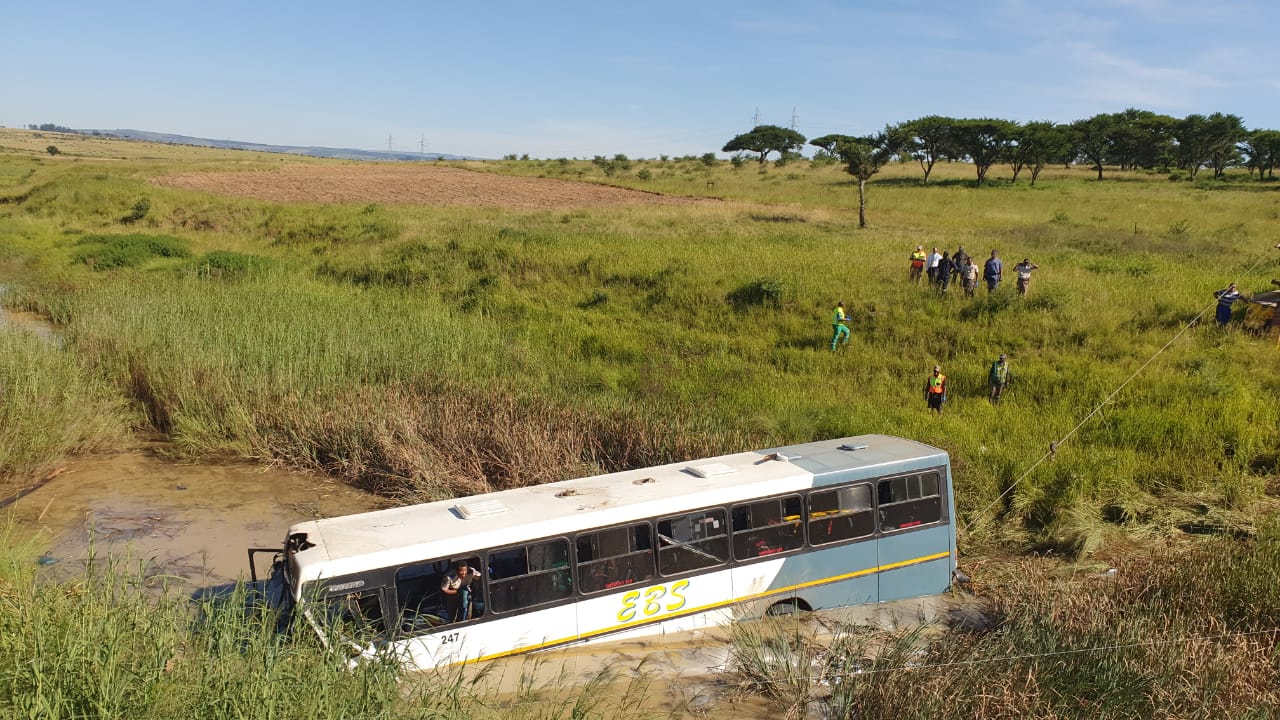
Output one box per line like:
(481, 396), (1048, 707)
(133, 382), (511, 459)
(806, 482), (876, 547)
(487, 536), (575, 614)
(874, 469), (947, 533)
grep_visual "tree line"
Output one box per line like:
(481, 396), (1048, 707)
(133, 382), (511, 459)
(723, 110), (1280, 227)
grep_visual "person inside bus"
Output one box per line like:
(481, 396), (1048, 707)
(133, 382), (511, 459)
(440, 560), (480, 623)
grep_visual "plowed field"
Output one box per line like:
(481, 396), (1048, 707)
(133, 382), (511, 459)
(152, 164), (703, 209)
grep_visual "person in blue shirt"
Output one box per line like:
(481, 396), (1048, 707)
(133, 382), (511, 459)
(983, 250), (1003, 292)
(1213, 283), (1243, 325)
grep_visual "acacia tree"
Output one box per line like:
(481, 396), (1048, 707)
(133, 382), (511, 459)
(1242, 129), (1280, 180)
(1011, 121), (1071, 186)
(902, 115), (957, 183)
(812, 127), (904, 228)
(1175, 113), (1246, 180)
(951, 118), (1017, 185)
(1070, 114), (1115, 180)
(721, 125), (806, 164)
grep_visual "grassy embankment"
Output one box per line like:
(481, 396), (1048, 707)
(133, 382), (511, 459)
(1, 130), (1277, 718)
(1, 129), (1277, 551)
(730, 521), (1280, 718)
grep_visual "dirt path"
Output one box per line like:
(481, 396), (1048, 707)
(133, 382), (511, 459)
(152, 163), (706, 209)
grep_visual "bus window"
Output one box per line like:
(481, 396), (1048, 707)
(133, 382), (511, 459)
(577, 523), (655, 594)
(323, 589), (386, 642)
(657, 509), (728, 575)
(877, 472), (943, 531)
(394, 556), (484, 634)
(732, 496), (804, 559)
(808, 484), (874, 545)
(488, 539), (573, 613)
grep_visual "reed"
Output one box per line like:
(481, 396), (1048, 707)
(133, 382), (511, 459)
(1, 137), (1277, 551)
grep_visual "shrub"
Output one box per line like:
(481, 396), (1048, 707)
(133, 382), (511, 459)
(727, 277), (787, 309)
(46, 145), (60, 156)
(194, 250), (270, 278)
(120, 198), (150, 224)
(71, 233), (191, 270)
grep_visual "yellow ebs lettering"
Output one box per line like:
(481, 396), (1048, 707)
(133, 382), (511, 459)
(616, 580), (689, 623)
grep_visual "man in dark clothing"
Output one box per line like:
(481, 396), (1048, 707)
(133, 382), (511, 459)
(935, 251), (956, 292)
(953, 246), (970, 272)
(923, 365), (947, 414)
(983, 250), (1003, 292)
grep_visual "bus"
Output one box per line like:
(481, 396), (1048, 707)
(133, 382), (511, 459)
(248, 434), (957, 669)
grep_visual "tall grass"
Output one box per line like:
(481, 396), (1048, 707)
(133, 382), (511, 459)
(1, 140), (1277, 546)
(0, 327), (130, 481)
(729, 524), (1280, 718)
(0, 524), (668, 719)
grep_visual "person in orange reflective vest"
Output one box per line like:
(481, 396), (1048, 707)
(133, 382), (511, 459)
(909, 245), (927, 283)
(923, 365), (947, 414)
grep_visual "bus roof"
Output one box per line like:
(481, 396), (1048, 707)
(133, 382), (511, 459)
(289, 434), (946, 584)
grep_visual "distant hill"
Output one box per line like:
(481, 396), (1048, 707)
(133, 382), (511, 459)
(76, 128), (476, 161)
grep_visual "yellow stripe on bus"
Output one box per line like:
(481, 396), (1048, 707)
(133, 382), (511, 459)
(462, 550), (952, 665)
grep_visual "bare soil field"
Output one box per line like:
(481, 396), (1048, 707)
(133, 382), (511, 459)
(152, 163), (705, 209)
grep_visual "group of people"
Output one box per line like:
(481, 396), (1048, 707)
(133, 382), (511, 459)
(910, 246), (1040, 297)
(922, 354), (1013, 414)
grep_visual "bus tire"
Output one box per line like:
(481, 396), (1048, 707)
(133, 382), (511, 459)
(766, 599), (808, 616)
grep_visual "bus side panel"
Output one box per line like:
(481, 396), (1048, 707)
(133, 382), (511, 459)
(396, 605), (578, 668)
(575, 567), (734, 643)
(876, 525), (952, 602)
(732, 539), (879, 616)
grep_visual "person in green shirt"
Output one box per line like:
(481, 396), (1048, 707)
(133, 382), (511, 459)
(830, 302), (850, 351)
(988, 354), (1012, 403)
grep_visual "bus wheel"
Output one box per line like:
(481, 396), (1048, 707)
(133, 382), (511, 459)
(766, 600), (807, 616)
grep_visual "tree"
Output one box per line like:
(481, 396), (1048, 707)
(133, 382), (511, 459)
(951, 118), (1017, 185)
(1010, 122), (1071, 186)
(1175, 113), (1246, 180)
(812, 126), (905, 228)
(722, 125), (806, 164)
(46, 145), (60, 156)
(1241, 129), (1280, 180)
(902, 116), (958, 183)
(1070, 114), (1115, 180)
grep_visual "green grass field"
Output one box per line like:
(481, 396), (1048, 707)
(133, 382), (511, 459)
(2, 128), (1278, 718)
(1, 128), (1277, 548)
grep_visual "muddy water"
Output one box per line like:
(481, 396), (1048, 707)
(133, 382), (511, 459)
(0, 304), (60, 344)
(7, 448), (382, 586)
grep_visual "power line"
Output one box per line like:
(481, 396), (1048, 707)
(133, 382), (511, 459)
(963, 241), (1280, 535)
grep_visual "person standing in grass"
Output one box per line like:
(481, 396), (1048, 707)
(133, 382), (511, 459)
(830, 301), (850, 351)
(923, 365), (947, 414)
(909, 245), (927, 283)
(1014, 258), (1040, 296)
(926, 247), (942, 284)
(1213, 283), (1243, 325)
(988, 354), (1012, 403)
(983, 250), (1003, 292)
(953, 246), (970, 273)
(961, 257), (980, 296)
(935, 251), (956, 293)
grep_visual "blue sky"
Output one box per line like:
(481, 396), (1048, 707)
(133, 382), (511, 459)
(5, 0), (1277, 159)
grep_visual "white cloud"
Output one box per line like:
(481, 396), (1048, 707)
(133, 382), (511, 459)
(1063, 43), (1222, 109)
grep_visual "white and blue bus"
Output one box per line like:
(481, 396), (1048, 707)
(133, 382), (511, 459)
(249, 434), (957, 669)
